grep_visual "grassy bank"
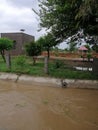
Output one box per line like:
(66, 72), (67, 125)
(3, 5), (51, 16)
(0, 55), (98, 80)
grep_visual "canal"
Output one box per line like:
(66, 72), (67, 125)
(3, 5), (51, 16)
(0, 80), (98, 130)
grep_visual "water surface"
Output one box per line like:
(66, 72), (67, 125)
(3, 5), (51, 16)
(0, 80), (98, 130)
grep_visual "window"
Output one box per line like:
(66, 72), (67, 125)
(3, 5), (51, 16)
(13, 40), (17, 49)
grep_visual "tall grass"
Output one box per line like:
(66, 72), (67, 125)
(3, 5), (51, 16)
(0, 55), (97, 79)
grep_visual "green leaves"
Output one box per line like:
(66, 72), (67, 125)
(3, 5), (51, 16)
(75, 0), (98, 35)
(25, 41), (42, 65)
(25, 41), (41, 57)
(0, 38), (13, 62)
(37, 0), (98, 42)
(0, 38), (13, 51)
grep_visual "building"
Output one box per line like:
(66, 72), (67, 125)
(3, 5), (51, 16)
(0, 32), (34, 55)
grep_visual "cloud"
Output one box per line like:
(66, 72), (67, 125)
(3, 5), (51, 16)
(8, 0), (38, 8)
(0, 0), (45, 40)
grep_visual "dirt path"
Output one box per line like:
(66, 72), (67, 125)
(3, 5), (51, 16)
(0, 80), (98, 130)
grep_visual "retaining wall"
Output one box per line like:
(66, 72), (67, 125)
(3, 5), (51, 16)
(0, 72), (98, 89)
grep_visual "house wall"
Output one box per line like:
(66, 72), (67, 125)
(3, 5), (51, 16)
(1, 32), (34, 55)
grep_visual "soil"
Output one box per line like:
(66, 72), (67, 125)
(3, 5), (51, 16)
(0, 80), (98, 130)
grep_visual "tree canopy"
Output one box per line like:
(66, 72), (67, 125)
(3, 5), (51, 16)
(37, 33), (58, 58)
(37, 0), (98, 42)
(25, 41), (41, 64)
(0, 38), (13, 62)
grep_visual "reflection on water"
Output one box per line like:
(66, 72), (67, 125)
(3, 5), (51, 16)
(0, 80), (98, 130)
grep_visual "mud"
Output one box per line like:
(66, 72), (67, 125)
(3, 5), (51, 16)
(0, 80), (98, 130)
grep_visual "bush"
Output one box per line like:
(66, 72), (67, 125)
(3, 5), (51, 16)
(15, 56), (26, 67)
(54, 60), (65, 69)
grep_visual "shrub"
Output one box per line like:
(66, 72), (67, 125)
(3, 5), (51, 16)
(54, 60), (65, 69)
(15, 56), (26, 67)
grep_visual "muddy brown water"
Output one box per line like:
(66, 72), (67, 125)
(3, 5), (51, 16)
(0, 80), (98, 130)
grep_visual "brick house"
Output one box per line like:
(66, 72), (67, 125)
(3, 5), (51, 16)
(0, 32), (34, 55)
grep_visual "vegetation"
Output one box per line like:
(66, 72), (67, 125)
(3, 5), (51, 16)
(15, 56), (26, 69)
(36, 0), (98, 42)
(68, 42), (77, 52)
(33, 0), (98, 55)
(36, 33), (58, 74)
(0, 38), (13, 62)
(74, 0), (98, 35)
(92, 44), (98, 53)
(37, 33), (58, 58)
(0, 55), (97, 80)
(25, 41), (41, 64)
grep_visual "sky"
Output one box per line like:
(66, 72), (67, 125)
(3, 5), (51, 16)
(0, 0), (46, 40)
(0, 0), (74, 49)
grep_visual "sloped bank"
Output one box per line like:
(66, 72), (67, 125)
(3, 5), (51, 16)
(0, 72), (98, 89)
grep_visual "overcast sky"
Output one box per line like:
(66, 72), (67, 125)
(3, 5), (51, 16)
(0, 0), (68, 49)
(0, 0), (46, 40)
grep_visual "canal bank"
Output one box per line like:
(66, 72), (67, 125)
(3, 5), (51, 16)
(0, 72), (98, 89)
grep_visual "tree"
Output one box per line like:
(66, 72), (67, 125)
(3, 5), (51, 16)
(37, 33), (57, 58)
(75, 0), (98, 35)
(37, 0), (98, 42)
(36, 33), (58, 74)
(25, 41), (41, 64)
(0, 38), (13, 62)
(68, 42), (77, 52)
(92, 44), (98, 52)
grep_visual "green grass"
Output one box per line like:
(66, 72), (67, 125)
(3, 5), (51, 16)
(49, 68), (97, 79)
(0, 56), (46, 76)
(0, 55), (98, 80)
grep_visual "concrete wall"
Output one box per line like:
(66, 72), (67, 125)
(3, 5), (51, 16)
(0, 73), (98, 89)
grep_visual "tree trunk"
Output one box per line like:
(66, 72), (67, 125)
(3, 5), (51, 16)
(47, 48), (50, 59)
(33, 56), (37, 65)
(0, 50), (6, 62)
